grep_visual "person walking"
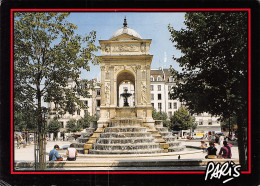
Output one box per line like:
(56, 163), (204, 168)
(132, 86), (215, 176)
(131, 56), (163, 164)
(17, 135), (21, 149)
(219, 135), (224, 147)
(66, 144), (78, 161)
(49, 145), (63, 161)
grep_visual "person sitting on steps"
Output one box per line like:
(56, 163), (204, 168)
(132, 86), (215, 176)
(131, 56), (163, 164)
(205, 141), (217, 159)
(66, 144), (78, 161)
(49, 145), (63, 161)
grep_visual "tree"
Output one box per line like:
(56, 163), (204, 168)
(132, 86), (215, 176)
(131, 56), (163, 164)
(14, 104), (37, 132)
(66, 119), (81, 133)
(47, 119), (61, 140)
(168, 12), (248, 169)
(14, 12), (101, 169)
(168, 107), (196, 131)
(152, 108), (168, 126)
(78, 112), (99, 129)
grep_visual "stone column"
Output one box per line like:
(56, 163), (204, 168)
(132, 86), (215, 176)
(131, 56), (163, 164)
(146, 65), (151, 104)
(136, 65), (142, 105)
(100, 65), (105, 106)
(109, 65), (115, 106)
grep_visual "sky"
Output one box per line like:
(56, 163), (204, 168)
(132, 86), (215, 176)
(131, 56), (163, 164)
(66, 12), (186, 80)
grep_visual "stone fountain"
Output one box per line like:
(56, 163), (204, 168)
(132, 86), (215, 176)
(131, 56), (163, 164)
(74, 18), (185, 155)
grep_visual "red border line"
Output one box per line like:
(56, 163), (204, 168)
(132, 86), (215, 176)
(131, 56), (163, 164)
(11, 8), (251, 175)
(245, 8), (251, 174)
(11, 8), (250, 12)
(12, 171), (205, 174)
(11, 9), (14, 172)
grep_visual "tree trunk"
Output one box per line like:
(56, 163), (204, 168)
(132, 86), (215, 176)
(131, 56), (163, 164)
(37, 87), (45, 170)
(237, 113), (248, 170)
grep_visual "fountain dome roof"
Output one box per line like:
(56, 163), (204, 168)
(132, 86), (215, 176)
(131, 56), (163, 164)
(110, 17), (141, 39)
(110, 27), (142, 39)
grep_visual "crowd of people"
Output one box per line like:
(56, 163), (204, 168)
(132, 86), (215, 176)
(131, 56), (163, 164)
(201, 134), (233, 159)
(49, 144), (78, 162)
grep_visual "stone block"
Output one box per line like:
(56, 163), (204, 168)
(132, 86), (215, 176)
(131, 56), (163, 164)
(163, 149), (169, 153)
(95, 128), (104, 133)
(159, 143), (169, 149)
(155, 138), (165, 143)
(87, 138), (97, 144)
(84, 144), (93, 150)
(92, 133), (101, 138)
(84, 149), (89, 154)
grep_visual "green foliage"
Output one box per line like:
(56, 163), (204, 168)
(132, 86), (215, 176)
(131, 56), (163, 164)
(168, 107), (196, 131)
(66, 119), (81, 133)
(221, 115), (237, 131)
(47, 119), (61, 134)
(152, 108), (168, 126)
(14, 104), (37, 131)
(152, 108), (167, 120)
(78, 113), (99, 129)
(168, 12), (247, 120)
(168, 12), (248, 169)
(13, 12), (101, 133)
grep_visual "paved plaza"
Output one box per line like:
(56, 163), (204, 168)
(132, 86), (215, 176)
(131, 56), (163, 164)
(14, 139), (239, 170)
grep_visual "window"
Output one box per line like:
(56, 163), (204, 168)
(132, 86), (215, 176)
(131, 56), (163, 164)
(84, 110), (88, 116)
(97, 100), (101, 107)
(158, 85), (161, 91)
(151, 103), (154, 108)
(158, 103), (162, 111)
(168, 111), (172, 117)
(150, 85), (154, 91)
(169, 77), (174, 82)
(151, 94), (154, 100)
(168, 93), (172, 100)
(157, 76), (162, 81)
(61, 122), (64, 128)
(84, 101), (88, 106)
(54, 103), (58, 108)
(150, 76), (154, 81)
(168, 102), (172, 109)
(77, 110), (81, 115)
(158, 94), (162, 100)
(174, 102), (177, 109)
(199, 119), (203, 125)
(97, 89), (101, 96)
(208, 119), (212, 125)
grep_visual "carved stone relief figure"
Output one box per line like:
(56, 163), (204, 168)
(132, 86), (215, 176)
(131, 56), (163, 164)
(140, 42), (146, 52)
(141, 81), (147, 104)
(112, 44), (139, 52)
(104, 44), (111, 52)
(105, 83), (110, 105)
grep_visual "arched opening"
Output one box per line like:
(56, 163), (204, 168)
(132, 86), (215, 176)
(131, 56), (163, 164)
(117, 70), (135, 107)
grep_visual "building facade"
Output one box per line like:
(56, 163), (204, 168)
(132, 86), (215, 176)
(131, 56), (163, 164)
(48, 78), (101, 130)
(150, 67), (221, 134)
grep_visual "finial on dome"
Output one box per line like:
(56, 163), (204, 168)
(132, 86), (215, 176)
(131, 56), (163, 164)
(123, 16), (127, 27)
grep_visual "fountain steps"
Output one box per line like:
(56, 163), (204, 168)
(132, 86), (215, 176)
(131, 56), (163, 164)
(74, 119), (185, 154)
(96, 138), (155, 144)
(155, 126), (186, 152)
(84, 119), (168, 154)
(100, 133), (153, 138)
(89, 149), (164, 154)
